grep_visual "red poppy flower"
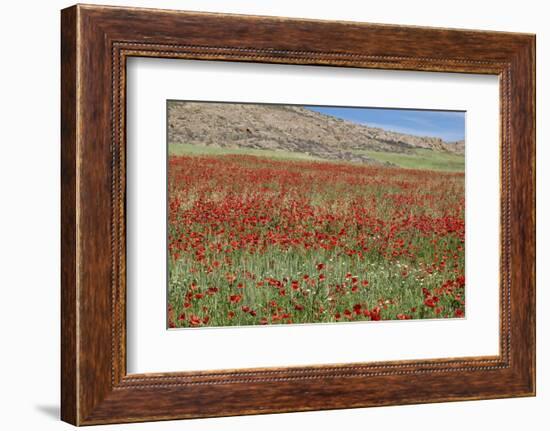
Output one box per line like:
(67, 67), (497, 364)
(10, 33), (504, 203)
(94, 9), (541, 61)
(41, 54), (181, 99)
(229, 294), (242, 304)
(424, 298), (436, 308)
(316, 263), (325, 271)
(454, 309), (464, 318)
(189, 315), (201, 326)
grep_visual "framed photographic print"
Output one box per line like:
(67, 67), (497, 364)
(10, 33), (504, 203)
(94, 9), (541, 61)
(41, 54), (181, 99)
(61, 4), (536, 425)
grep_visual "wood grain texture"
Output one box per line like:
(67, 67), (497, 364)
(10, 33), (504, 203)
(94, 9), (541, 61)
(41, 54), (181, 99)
(60, 4), (536, 425)
(60, 5), (78, 425)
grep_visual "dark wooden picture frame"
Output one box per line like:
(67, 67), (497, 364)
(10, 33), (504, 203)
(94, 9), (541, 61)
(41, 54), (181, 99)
(61, 4), (535, 425)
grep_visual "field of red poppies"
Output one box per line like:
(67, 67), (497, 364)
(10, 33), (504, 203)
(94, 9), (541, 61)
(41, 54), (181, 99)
(168, 153), (465, 328)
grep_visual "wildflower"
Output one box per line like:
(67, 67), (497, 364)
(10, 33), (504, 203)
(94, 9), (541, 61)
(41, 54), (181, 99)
(229, 294), (242, 304)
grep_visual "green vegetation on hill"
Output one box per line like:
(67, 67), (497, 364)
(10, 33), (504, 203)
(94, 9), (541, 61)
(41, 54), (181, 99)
(169, 143), (322, 161)
(356, 148), (464, 172)
(170, 143), (464, 172)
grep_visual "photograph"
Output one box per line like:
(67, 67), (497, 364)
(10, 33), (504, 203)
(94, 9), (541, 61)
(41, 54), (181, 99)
(167, 101), (466, 328)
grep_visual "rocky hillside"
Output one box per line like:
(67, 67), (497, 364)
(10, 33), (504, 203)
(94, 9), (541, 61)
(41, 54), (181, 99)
(168, 101), (464, 164)
(444, 140), (465, 154)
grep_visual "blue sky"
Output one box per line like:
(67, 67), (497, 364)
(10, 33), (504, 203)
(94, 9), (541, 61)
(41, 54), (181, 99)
(305, 106), (465, 142)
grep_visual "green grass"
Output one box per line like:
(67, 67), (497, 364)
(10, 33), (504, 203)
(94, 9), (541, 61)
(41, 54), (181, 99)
(170, 143), (464, 172)
(169, 143), (322, 161)
(355, 148), (464, 172)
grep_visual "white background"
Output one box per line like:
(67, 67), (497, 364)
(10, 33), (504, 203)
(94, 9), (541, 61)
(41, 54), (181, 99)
(127, 59), (499, 373)
(0, 0), (547, 430)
